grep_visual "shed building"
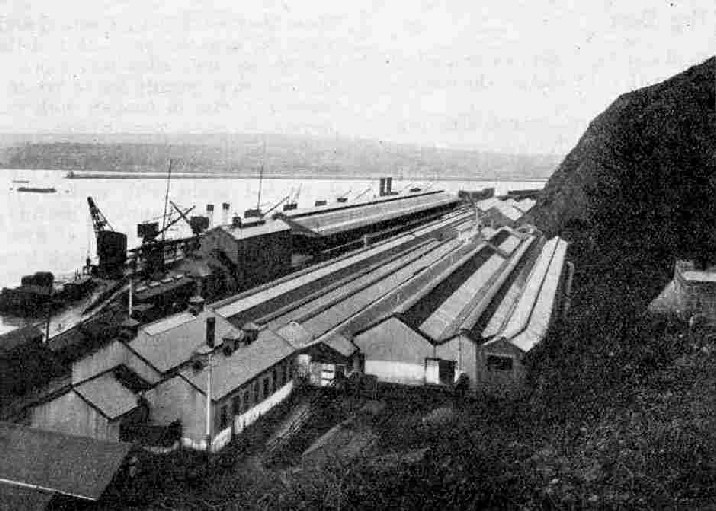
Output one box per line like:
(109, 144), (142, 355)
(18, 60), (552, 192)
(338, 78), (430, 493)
(0, 422), (135, 507)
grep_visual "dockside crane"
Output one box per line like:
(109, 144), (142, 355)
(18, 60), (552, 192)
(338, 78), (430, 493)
(263, 194), (291, 216)
(170, 200), (206, 254)
(87, 197), (127, 278)
(137, 204), (195, 279)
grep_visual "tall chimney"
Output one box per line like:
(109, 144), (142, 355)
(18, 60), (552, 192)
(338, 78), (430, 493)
(206, 204), (214, 228)
(379, 178), (386, 196)
(206, 316), (216, 348)
(386, 177), (393, 195)
(222, 202), (230, 225)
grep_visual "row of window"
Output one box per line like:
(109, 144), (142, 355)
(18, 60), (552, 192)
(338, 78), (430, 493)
(218, 358), (294, 430)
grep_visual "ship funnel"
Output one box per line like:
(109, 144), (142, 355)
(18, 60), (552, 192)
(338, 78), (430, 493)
(206, 204), (214, 228)
(222, 202), (230, 225)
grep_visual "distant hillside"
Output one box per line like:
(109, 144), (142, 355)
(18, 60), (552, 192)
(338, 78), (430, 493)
(0, 133), (559, 181)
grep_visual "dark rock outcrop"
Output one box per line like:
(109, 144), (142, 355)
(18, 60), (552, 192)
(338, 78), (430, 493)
(533, 57), (716, 263)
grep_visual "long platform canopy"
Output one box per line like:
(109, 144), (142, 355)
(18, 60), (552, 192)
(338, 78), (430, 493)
(275, 190), (459, 238)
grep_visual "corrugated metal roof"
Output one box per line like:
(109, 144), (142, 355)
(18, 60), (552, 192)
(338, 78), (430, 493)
(323, 334), (357, 357)
(218, 218), (291, 240)
(510, 239), (568, 352)
(0, 422), (132, 501)
(477, 197), (501, 211)
(285, 192), (458, 237)
(481, 238), (544, 339)
(74, 373), (138, 420)
(499, 238), (559, 340)
(301, 240), (460, 339)
(264, 240), (440, 331)
(280, 190), (447, 219)
(488, 203), (523, 222)
(131, 310), (242, 373)
(497, 234), (522, 255)
(182, 328), (294, 400)
(276, 321), (314, 348)
(213, 209), (472, 320)
(418, 252), (505, 340)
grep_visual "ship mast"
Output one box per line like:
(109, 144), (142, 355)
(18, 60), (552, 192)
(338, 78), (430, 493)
(160, 159), (174, 246)
(256, 140), (266, 214)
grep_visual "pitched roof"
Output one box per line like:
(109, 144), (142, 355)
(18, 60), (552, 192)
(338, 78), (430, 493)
(0, 422), (132, 501)
(280, 192), (458, 237)
(181, 328), (295, 400)
(277, 321), (314, 349)
(323, 334), (357, 357)
(74, 373), (138, 420)
(488, 202), (524, 222)
(130, 310), (242, 373)
(218, 218), (291, 241)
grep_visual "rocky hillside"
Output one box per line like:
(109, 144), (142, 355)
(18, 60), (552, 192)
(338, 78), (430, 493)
(533, 57), (716, 263)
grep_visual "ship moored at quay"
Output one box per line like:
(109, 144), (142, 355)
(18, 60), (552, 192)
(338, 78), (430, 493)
(0, 181), (571, 509)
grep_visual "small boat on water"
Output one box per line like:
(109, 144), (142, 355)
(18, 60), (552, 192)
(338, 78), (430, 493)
(12, 179), (30, 184)
(17, 186), (57, 193)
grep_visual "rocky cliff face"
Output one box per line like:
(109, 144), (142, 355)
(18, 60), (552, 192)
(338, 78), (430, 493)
(533, 57), (716, 263)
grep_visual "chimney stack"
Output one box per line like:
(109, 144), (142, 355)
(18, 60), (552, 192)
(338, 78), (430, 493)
(379, 178), (386, 196)
(189, 295), (205, 315)
(386, 177), (393, 195)
(206, 204), (215, 228)
(206, 316), (216, 348)
(242, 321), (259, 345)
(222, 202), (230, 225)
(231, 215), (242, 228)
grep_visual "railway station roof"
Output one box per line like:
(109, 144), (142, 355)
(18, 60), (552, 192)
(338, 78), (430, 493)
(276, 191), (458, 238)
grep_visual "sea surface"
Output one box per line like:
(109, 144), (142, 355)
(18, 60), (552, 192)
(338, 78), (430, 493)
(0, 169), (545, 334)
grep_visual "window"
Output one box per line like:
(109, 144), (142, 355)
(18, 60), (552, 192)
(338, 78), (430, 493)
(271, 368), (277, 393)
(219, 405), (229, 430)
(277, 363), (284, 387)
(243, 390), (251, 412)
(487, 355), (514, 371)
(286, 360), (293, 381)
(253, 381), (259, 403)
(262, 377), (270, 399)
(232, 396), (240, 416)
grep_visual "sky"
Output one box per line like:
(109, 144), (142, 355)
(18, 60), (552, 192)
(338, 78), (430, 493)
(0, 0), (713, 154)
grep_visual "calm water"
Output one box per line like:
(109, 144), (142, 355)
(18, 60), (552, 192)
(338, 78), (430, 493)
(0, 169), (544, 332)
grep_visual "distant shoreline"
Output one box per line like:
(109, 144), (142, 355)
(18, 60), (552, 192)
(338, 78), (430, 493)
(61, 170), (548, 182)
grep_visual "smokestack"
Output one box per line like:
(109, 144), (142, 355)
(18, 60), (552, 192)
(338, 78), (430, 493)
(222, 202), (230, 225)
(206, 316), (216, 348)
(386, 177), (393, 195)
(379, 178), (386, 196)
(189, 295), (205, 315)
(206, 204), (214, 228)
